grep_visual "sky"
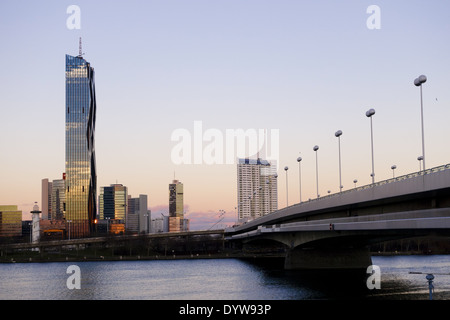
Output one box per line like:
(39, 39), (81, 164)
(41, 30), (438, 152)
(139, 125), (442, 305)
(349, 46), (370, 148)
(1, 1), (450, 230)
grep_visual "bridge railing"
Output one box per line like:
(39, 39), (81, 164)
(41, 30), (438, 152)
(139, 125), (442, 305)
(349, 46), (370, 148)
(281, 163), (450, 212)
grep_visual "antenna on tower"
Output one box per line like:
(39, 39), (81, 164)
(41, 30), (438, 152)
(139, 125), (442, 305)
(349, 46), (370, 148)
(78, 37), (84, 57)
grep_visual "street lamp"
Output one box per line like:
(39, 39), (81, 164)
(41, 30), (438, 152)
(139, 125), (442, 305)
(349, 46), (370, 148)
(297, 156), (302, 203)
(313, 145), (319, 198)
(353, 179), (358, 188)
(418, 156), (424, 172)
(414, 75), (427, 171)
(284, 166), (289, 207)
(335, 130), (343, 192)
(391, 165), (397, 178)
(366, 108), (376, 184)
(105, 217), (110, 235)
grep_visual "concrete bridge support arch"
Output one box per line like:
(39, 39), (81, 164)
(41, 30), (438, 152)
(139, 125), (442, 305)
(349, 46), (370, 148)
(243, 231), (374, 270)
(284, 245), (372, 270)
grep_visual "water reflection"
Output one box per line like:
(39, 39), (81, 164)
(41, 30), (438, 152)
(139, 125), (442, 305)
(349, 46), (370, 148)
(239, 257), (372, 299)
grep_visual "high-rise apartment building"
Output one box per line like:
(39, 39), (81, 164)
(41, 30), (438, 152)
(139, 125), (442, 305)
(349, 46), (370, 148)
(237, 158), (278, 222)
(65, 53), (97, 238)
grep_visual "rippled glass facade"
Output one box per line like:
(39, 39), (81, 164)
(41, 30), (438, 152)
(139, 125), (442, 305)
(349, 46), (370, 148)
(65, 54), (97, 238)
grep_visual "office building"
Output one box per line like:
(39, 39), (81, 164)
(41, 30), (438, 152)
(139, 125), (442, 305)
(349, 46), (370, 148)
(237, 158), (278, 222)
(51, 179), (66, 220)
(0, 205), (22, 238)
(99, 184), (128, 221)
(150, 217), (165, 233)
(65, 53), (97, 238)
(168, 180), (189, 232)
(127, 194), (149, 234)
(42, 176), (66, 221)
(169, 180), (183, 218)
(41, 179), (52, 220)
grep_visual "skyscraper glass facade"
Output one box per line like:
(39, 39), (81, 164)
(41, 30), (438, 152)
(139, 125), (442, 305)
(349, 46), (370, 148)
(51, 179), (66, 220)
(169, 180), (183, 218)
(0, 205), (22, 238)
(169, 180), (186, 232)
(65, 54), (97, 238)
(99, 184), (128, 221)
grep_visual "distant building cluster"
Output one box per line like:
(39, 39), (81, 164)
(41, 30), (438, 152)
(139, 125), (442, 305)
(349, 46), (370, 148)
(33, 178), (188, 241)
(0, 46), (280, 242)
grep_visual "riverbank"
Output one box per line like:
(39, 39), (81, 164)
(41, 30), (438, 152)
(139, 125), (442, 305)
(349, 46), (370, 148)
(2, 249), (448, 264)
(0, 251), (288, 264)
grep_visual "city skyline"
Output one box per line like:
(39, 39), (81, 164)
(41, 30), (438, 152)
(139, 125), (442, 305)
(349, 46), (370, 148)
(1, 1), (450, 230)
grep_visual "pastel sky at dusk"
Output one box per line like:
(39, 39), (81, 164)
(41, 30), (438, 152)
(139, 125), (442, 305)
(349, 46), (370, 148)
(1, 1), (449, 230)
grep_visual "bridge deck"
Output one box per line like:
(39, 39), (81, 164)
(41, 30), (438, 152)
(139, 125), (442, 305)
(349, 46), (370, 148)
(226, 208), (450, 240)
(227, 164), (450, 236)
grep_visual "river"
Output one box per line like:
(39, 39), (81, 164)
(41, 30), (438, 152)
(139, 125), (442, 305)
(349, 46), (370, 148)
(0, 255), (449, 300)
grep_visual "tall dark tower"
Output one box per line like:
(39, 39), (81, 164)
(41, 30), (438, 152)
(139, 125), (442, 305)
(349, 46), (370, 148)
(65, 46), (97, 238)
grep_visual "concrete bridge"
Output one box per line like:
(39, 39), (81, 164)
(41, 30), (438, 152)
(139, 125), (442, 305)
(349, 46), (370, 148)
(225, 164), (450, 270)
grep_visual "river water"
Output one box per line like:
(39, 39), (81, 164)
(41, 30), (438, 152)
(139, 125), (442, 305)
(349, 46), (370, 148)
(0, 255), (449, 300)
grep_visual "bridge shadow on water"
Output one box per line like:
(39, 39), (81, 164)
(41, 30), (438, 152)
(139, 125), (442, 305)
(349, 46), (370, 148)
(238, 257), (379, 300)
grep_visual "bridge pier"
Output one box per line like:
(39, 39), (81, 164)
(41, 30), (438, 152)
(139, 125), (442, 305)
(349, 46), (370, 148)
(284, 246), (372, 270)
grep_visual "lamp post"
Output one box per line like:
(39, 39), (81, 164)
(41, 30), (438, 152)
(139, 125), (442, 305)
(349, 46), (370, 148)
(284, 166), (289, 207)
(297, 156), (302, 203)
(414, 75), (427, 171)
(105, 217), (110, 235)
(353, 179), (358, 188)
(418, 156), (424, 172)
(313, 145), (319, 198)
(366, 108), (376, 184)
(335, 130), (343, 192)
(391, 165), (397, 178)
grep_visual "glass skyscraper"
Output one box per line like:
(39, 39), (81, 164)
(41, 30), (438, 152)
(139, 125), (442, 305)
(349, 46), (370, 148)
(99, 184), (128, 221)
(65, 54), (97, 238)
(169, 180), (188, 232)
(169, 180), (184, 218)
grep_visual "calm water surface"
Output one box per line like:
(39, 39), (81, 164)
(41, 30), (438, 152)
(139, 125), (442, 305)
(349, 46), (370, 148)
(0, 255), (449, 300)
